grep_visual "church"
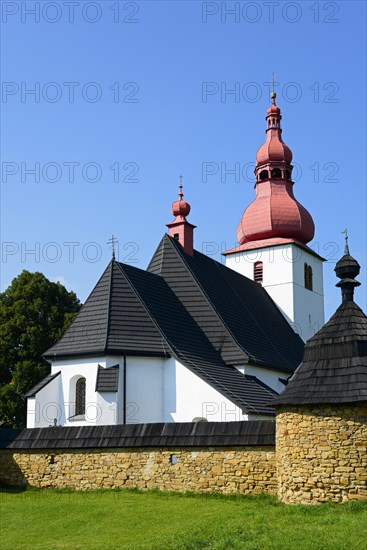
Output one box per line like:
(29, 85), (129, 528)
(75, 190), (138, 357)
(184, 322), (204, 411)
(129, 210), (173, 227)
(26, 93), (327, 428)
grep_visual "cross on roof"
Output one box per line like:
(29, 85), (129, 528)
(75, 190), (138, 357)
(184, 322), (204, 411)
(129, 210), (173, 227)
(107, 235), (119, 259)
(341, 228), (349, 254)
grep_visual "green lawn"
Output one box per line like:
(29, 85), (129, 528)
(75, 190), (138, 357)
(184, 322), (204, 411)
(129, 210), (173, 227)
(0, 486), (366, 550)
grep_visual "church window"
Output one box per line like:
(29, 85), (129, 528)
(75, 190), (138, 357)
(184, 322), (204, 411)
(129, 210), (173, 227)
(173, 233), (179, 241)
(75, 377), (86, 416)
(304, 263), (313, 291)
(170, 454), (177, 465)
(259, 170), (268, 181)
(271, 168), (282, 178)
(254, 261), (263, 284)
(285, 170), (291, 180)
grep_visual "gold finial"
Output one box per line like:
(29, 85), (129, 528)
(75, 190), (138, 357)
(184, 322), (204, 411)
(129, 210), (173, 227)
(107, 234), (119, 259)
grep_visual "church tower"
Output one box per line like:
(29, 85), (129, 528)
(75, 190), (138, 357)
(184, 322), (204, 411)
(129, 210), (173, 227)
(224, 93), (325, 341)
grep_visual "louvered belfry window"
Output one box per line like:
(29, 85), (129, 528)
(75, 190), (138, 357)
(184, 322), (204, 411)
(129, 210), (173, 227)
(254, 261), (263, 284)
(75, 377), (86, 416)
(304, 263), (313, 291)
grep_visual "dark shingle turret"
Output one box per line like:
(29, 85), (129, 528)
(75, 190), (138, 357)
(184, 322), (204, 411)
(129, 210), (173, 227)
(273, 243), (367, 405)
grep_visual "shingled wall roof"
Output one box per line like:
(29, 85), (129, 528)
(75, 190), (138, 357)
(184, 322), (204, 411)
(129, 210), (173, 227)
(0, 421), (275, 450)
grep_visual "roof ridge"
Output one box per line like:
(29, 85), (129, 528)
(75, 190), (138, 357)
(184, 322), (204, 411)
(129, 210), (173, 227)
(103, 260), (114, 352)
(209, 258), (299, 369)
(167, 235), (299, 369)
(43, 261), (114, 359)
(114, 262), (170, 357)
(163, 235), (253, 363)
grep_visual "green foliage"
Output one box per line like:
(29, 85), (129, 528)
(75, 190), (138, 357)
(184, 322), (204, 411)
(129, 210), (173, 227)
(0, 271), (80, 428)
(0, 487), (366, 549)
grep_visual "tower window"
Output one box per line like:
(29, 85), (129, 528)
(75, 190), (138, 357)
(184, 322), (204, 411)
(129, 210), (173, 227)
(304, 263), (313, 291)
(254, 261), (263, 284)
(75, 377), (86, 416)
(173, 233), (179, 241)
(271, 168), (282, 178)
(259, 170), (268, 181)
(285, 170), (291, 180)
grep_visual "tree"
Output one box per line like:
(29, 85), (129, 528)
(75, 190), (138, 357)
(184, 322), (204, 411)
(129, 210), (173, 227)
(0, 271), (81, 428)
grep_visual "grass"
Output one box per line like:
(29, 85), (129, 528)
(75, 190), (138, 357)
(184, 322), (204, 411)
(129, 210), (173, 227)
(0, 485), (366, 549)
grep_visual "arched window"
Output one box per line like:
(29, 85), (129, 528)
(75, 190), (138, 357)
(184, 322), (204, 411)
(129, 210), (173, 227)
(259, 170), (268, 181)
(75, 377), (86, 416)
(254, 261), (263, 284)
(285, 170), (291, 180)
(304, 263), (313, 291)
(271, 168), (282, 178)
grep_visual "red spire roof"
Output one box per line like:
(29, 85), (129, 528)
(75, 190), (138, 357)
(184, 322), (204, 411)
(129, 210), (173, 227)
(236, 93), (314, 246)
(167, 178), (196, 256)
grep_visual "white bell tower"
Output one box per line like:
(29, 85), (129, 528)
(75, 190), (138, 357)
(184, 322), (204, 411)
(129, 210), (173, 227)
(224, 93), (324, 342)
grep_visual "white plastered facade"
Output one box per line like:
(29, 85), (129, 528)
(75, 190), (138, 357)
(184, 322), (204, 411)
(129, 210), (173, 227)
(26, 355), (285, 428)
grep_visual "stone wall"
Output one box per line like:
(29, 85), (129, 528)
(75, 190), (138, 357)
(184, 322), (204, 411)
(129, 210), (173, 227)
(0, 446), (276, 495)
(276, 404), (367, 504)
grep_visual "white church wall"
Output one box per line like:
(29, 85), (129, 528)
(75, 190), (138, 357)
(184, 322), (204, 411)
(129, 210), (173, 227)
(171, 360), (248, 422)
(46, 357), (122, 427)
(28, 354), (281, 427)
(125, 356), (165, 424)
(225, 243), (324, 342)
(162, 357), (177, 422)
(27, 374), (63, 428)
(291, 247), (324, 341)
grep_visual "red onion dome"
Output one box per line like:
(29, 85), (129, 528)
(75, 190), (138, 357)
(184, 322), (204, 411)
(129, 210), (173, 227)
(171, 184), (191, 218)
(237, 183), (315, 245)
(256, 92), (293, 165)
(256, 134), (293, 165)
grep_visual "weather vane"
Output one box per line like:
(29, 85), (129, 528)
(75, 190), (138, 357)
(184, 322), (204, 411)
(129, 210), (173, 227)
(107, 234), (119, 259)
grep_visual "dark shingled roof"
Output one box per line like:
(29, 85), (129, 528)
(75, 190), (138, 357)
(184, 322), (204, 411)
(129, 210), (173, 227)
(273, 251), (367, 406)
(114, 263), (277, 415)
(24, 371), (61, 398)
(95, 364), (119, 392)
(45, 260), (169, 358)
(0, 421), (275, 449)
(148, 234), (304, 372)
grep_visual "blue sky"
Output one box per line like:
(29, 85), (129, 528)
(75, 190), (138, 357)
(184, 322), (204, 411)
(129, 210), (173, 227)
(1, 0), (366, 320)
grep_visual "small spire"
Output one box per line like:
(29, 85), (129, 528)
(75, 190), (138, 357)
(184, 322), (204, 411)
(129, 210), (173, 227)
(178, 175), (183, 199)
(335, 235), (361, 303)
(341, 228), (349, 255)
(107, 234), (118, 259)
